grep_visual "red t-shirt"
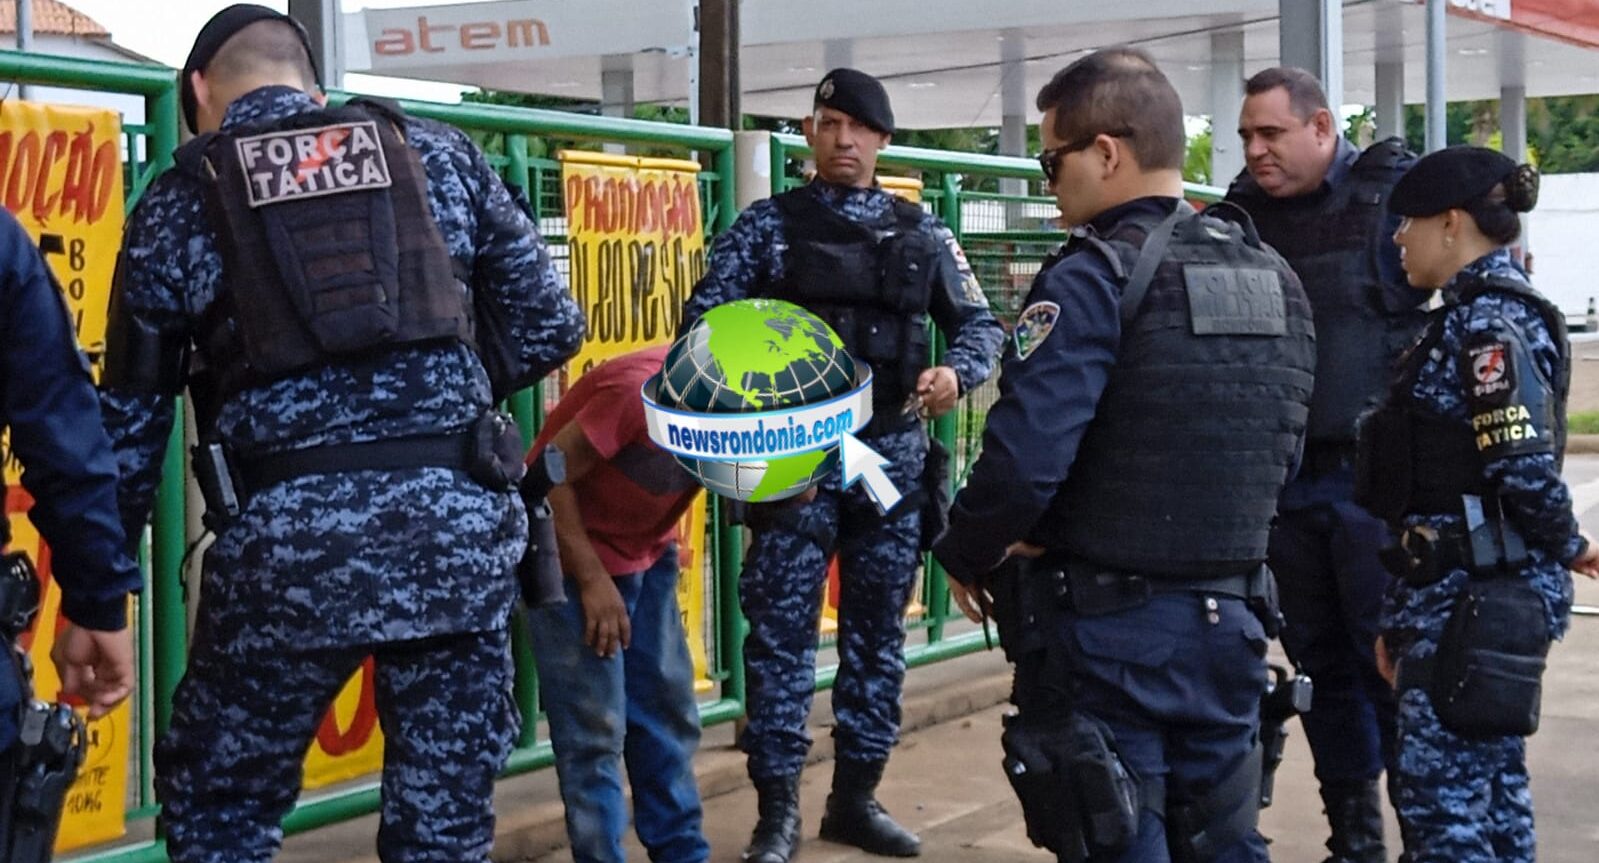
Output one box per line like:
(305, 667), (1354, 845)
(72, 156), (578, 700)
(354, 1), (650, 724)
(530, 345), (702, 575)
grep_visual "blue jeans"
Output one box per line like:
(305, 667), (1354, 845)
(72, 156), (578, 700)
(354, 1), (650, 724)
(529, 546), (709, 863)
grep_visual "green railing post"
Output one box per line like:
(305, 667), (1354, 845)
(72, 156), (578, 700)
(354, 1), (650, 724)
(713, 495), (746, 712)
(151, 404), (187, 740)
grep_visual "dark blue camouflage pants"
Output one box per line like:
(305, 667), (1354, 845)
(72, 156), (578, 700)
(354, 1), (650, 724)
(1393, 657), (1533, 863)
(739, 429), (925, 780)
(154, 626), (518, 863)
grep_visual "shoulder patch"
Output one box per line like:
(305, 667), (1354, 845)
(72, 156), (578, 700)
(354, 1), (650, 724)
(1013, 301), (1060, 361)
(1466, 338), (1513, 399)
(234, 120), (392, 208)
(941, 231), (986, 305)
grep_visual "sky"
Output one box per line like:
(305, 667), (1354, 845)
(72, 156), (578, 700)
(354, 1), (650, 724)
(63, 0), (479, 102)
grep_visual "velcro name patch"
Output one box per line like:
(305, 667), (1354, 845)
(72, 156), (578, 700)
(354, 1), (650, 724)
(235, 121), (392, 208)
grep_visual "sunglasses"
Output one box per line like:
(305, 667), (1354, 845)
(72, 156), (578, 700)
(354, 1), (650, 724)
(1036, 128), (1136, 185)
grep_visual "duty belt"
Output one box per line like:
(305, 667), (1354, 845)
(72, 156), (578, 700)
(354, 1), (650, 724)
(240, 433), (473, 496)
(1060, 561), (1261, 617)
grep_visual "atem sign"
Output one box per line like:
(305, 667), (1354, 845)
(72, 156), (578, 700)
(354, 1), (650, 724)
(372, 15), (549, 56)
(351, 0), (695, 71)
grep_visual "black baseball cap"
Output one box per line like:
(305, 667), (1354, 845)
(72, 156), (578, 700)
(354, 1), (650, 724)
(813, 68), (895, 136)
(180, 4), (322, 133)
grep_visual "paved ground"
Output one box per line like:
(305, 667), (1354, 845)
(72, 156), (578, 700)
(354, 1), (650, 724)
(274, 456), (1599, 863)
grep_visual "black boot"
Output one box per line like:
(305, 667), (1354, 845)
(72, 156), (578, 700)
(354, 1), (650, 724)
(818, 759), (920, 857)
(1320, 779), (1386, 863)
(744, 774), (803, 863)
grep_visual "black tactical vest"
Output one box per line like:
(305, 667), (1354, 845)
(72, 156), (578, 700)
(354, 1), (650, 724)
(1355, 274), (1570, 526)
(765, 188), (938, 432)
(1230, 138), (1425, 444)
(176, 98), (473, 404)
(1055, 204), (1317, 578)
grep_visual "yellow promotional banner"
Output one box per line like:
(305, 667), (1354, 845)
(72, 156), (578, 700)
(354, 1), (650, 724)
(559, 152), (713, 694)
(879, 175), (924, 203)
(302, 659), (384, 788)
(560, 152), (707, 378)
(0, 100), (129, 852)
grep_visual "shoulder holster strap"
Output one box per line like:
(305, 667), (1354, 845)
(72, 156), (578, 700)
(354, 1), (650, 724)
(1397, 653), (1435, 693)
(241, 433), (471, 496)
(1118, 203), (1195, 327)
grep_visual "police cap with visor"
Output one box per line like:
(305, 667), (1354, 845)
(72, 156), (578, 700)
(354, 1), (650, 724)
(814, 68), (895, 135)
(1388, 146), (1537, 218)
(181, 4), (323, 134)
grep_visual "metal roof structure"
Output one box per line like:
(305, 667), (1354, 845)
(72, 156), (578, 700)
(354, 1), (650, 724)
(341, 0), (1599, 128)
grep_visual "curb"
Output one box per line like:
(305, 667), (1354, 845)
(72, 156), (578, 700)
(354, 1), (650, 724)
(492, 659), (1014, 863)
(1567, 435), (1599, 454)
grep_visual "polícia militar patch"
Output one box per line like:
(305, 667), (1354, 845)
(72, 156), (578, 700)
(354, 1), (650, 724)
(235, 121), (393, 208)
(1013, 301), (1060, 360)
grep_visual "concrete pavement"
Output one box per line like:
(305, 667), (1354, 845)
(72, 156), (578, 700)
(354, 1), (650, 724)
(286, 456), (1599, 863)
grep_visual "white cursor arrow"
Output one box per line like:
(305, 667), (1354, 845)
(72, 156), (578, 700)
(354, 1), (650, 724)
(839, 431), (902, 514)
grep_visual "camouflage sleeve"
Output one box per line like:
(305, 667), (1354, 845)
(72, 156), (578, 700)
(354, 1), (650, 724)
(923, 216), (1004, 393)
(678, 201), (779, 337)
(463, 139), (585, 382)
(1466, 302), (1584, 562)
(99, 179), (191, 555)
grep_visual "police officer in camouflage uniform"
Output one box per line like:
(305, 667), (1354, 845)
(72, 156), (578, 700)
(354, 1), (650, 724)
(1225, 68), (1425, 863)
(98, 7), (583, 862)
(935, 49), (1314, 863)
(1359, 147), (1599, 863)
(678, 68), (1003, 863)
(1, 206), (140, 855)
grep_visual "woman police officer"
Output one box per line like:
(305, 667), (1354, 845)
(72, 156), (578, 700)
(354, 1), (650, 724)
(1358, 146), (1599, 862)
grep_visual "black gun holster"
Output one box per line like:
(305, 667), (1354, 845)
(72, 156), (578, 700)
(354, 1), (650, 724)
(1000, 711), (1157, 863)
(1257, 664), (1313, 809)
(2, 550), (86, 863)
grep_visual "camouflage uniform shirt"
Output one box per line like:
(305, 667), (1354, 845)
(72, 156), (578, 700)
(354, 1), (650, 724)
(100, 86), (584, 653)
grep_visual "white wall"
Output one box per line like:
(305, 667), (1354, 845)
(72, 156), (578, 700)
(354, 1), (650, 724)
(18, 34), (149, 131)
(1526, 173), (1599, 319)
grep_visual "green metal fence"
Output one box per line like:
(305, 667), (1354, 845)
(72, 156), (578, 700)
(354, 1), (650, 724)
(0, 49), (1229, 862)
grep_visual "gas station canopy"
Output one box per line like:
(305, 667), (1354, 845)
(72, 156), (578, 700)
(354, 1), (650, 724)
(342, 0), (1599, 128)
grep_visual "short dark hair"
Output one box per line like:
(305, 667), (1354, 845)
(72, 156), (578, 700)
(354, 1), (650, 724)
(1034, 47), (1184, 171)
(206, 19), (318, 92)
(1244, 67), (1329, 121)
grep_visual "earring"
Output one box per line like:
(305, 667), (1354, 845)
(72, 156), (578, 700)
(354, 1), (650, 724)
(1443, 236), (1454, 249)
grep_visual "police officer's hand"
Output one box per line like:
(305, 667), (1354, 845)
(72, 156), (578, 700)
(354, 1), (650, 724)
(578, 576), (632, 658)
(51, 624), (135, 719)
(1572, 531), (1599, 580)
(1375, 635), (1397, 689)
(912, 367), (961, 419)
(1005, 541), (1045, 559)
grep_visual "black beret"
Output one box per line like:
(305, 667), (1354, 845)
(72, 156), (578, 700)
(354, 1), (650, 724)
(814, 68), (895, 136)
(181, 4), (322, 134)
(1388, 146), (1521, 218)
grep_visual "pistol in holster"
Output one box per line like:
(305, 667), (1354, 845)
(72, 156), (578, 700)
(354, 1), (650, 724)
(2, 550), (86, 863)
(517, 445), (568, 609)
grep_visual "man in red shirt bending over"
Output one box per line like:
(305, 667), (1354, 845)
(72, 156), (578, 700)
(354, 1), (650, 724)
(526, 344), (710, 863)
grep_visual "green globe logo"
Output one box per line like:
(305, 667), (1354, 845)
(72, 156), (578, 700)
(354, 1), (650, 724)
(643, 299), (897, 506)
